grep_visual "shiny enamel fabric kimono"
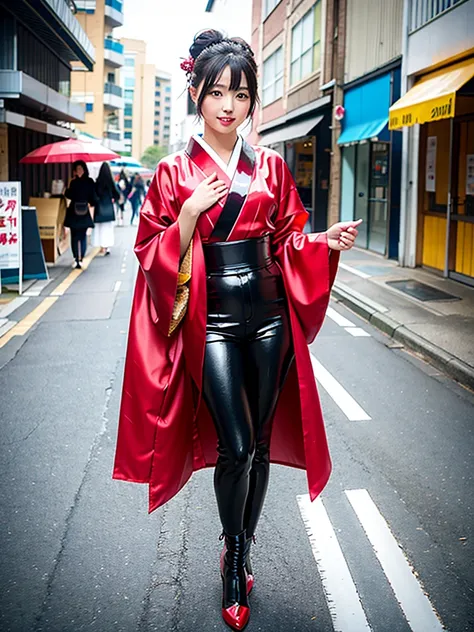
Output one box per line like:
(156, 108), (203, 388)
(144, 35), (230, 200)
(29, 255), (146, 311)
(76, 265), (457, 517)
(113, 136), (339, 513)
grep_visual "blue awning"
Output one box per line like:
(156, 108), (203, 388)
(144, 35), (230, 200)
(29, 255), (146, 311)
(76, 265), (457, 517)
(338, 73), (391, 145)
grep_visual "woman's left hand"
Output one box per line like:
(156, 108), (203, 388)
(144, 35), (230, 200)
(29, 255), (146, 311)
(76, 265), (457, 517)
(327, 219), (363, 251)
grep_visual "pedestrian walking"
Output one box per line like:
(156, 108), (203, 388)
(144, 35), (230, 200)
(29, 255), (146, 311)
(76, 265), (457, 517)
(128, 173), (146, 225)
(64, 160), (96, 269)
(92, 162), (120, 255)
(113, 29), (361, 631)
(117, 169), (130, 226)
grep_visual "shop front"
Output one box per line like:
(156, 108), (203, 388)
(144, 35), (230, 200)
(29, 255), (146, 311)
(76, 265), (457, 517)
(338, 69), (402, 258)
(390, 57), (474, 285)
(259, 102), (331, 233)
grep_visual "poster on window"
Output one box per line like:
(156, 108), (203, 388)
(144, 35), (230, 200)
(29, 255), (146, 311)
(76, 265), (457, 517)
(466, 154), (474, 196)
(0, 182), (22, 271)
(425, 136), (436, 193)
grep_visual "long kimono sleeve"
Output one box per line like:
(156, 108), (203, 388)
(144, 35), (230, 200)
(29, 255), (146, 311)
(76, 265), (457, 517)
(134, 160), (181, 337)
(272, 158), (339, 343)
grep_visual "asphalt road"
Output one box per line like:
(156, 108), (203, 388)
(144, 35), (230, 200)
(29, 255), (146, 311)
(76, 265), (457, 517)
(0, 225), (472, 632)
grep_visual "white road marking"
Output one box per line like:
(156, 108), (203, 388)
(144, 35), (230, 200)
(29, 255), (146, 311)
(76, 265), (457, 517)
(114, 281), (122, 292)
(0, 296), (29, 318)
(326, 306), (356, 328)
(346, 327), (371, 337)
(297, 494), (371, 632)
(311, 354), (371, 421)
(345, 490), (444, 632)
(339, 262), (371, 279)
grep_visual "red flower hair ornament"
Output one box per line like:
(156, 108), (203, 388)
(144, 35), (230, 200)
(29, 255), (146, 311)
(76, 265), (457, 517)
(180, 56), (195, 74)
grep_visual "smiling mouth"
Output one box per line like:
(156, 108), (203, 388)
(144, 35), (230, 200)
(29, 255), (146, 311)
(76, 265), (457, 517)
(218, 117), (235, 123)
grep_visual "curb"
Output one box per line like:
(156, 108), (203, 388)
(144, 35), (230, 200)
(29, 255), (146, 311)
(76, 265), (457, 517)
(332, 281), (474, 391)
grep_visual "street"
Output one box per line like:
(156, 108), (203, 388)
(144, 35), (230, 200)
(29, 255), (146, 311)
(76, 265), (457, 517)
(1, 227), (473, 632)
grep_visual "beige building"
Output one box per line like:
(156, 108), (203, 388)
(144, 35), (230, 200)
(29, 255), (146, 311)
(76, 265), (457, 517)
(71, 0), (125, 152)
(120, 38), (155, 160)
(153, 70), (172, 150)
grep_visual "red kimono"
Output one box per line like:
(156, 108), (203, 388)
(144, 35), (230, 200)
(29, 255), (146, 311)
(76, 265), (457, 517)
(113, 137), (339, 513)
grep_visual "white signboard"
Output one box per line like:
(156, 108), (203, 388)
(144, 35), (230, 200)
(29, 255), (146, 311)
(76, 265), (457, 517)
(0, 181), (22, 294)
(466, 154), (474, 196)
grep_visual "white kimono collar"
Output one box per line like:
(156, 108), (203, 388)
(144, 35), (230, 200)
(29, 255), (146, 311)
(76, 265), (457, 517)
(192, 133), (243, 179)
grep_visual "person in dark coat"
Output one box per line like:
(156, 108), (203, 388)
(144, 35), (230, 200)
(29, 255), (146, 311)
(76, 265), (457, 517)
(92, 162), (121, 255)
(128, 174), (146, 225)
(64, 160), (96, 269)
(117, 169), (130, 226)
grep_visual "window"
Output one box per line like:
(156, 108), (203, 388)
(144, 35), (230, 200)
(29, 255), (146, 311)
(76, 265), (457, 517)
(125, 56), (135, 67)
(165, 96), (171, 103)
(124, 89), (134, 101)
(124, 131), (132, 139)
(155, 110), (160, 117)
(107, 72), (115, 83)
(165, 86), (171, 93)
(124, 119), (133, 129)
(155, 90), (161, 97)
(156, 79), (161, 87)
(262, 47), (283, 106)
(125, 77), (135, 88)
(154, 130), (159, 136)
(124, 104), (132, 117)
(165, 106), (171, 112)
(264, 0), (281, 18)
(290, 2), (321, 85)
(85, 102), (93, 112)
(409, 0), (464, 31)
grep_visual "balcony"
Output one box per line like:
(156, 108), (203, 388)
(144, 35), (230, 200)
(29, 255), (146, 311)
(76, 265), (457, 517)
(103, 130), (125, 153)
(104, 37), (124, 68)
(103, 82), (123, 110)
(105, 0), (124, 27)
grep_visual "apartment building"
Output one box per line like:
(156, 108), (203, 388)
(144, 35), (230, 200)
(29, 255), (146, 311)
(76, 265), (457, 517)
(120, 38), (155, 159)
(0, 0), (95, 202)
(153, 70), (172, 150)
(71, 0), (125, 153)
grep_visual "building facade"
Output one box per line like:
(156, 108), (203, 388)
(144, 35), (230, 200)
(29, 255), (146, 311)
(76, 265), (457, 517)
(338, 0), (404, 258)
(253, 0), (347, 232)
(71, 0), (125, 153)
(0, 0), (95, 202)
(391, 0), (474, 284)
(120, 38), (155, 160)
(153, 70), (172, 151)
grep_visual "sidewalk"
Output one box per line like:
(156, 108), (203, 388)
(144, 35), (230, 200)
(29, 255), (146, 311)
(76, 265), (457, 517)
(333, 248), (474, 390)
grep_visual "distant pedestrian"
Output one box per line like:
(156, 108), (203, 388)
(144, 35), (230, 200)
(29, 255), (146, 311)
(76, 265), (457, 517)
(128, 174), (146, 225)
(64, 160), (96, 269)
(92, 162), (120, 255)
(117, 169), (130, 226)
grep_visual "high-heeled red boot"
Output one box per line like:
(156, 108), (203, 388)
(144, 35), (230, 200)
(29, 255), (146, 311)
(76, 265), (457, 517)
(221, 531), (250, 631)
(220, 535), (255, 594)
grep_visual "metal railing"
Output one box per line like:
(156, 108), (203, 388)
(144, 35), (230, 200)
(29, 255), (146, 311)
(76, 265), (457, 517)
(104, 38), (124, 54)
(409, 0), (466, 32)
(104, 82), (122, 97)
(105, 0), (123, 11)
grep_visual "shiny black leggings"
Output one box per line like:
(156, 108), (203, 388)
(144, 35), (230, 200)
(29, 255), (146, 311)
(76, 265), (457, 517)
(202, 238), (293, 537)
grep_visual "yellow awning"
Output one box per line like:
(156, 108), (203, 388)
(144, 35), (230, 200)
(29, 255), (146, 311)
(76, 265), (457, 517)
(389, 57), (474, 130)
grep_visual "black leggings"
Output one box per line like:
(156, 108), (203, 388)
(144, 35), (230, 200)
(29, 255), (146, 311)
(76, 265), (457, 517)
(202, 237), (293, 537)
(70, 228), (87, 262)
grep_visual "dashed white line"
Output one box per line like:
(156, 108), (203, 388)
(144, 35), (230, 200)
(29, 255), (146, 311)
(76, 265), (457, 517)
(297, 494), (371, 632)
(114, 281), (122, 292)
(345, 489), (444, 632)
(346, 327), (371, 337)
(311, 354), (371, 421)
(326, 306), (356, 328)
(339, 262), (371, 279)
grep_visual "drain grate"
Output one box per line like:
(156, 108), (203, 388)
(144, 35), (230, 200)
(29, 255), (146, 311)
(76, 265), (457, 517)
(386, 279), (461, 302)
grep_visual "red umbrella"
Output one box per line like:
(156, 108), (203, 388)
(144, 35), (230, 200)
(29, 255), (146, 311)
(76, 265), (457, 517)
(20, 137), (120, 164)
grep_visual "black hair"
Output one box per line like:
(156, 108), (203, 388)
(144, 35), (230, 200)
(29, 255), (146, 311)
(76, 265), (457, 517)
(188, 29), (258, 119)
(119, 168), (129, 182)
(96, 162), (116, 197)
(72, 160), (89, 177)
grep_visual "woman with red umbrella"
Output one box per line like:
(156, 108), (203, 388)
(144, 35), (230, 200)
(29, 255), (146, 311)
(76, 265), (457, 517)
(64, 160), (96, 269)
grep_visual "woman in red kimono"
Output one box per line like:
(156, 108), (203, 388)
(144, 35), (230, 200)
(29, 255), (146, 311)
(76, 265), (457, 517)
(113, 29), (361, 631)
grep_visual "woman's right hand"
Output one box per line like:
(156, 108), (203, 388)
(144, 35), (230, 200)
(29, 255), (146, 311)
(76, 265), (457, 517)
(182, 173), (228, 218)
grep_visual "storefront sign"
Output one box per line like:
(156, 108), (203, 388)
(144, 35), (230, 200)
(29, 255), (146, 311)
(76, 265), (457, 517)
(425, 137), (437, 193)
(466, 154), (474, 196)
(0, 182), (22, 270)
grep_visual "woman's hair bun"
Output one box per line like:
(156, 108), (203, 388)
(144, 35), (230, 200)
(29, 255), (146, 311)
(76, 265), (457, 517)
(189, 29), (225, 59)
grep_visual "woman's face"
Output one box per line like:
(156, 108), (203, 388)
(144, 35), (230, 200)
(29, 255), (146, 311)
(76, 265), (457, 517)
(191, 66), (251, 136)
(75, 165), (85, 178)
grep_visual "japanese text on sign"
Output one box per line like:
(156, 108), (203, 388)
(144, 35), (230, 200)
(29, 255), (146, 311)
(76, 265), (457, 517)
(0, 182), (22, 270)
